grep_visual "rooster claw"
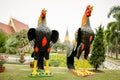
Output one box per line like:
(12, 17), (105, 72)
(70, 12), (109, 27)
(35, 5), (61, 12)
(40, 72), (53, 77)
(28, 72), (40, 78)
(72, 70), (86, 77)
(83, 70), (94, 76)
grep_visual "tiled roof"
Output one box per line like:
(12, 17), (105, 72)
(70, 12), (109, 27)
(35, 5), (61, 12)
(0, 22), (14, 34)
(11, 18), (29, 32)
(0, 17), (29, 34)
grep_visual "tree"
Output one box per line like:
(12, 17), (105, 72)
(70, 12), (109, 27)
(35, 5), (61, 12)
(0, 30), (8, 53)
(105, 6), (120, 59)
(51, 40), (67, 53)
(104, 29), (112, 57)
(89, 25), (105, 70)
(15, 29), (29, 48)
(4, 37), (19, 54)
(108, 6), (120, 18)
(4, 29), (29, 54)
(51, 41), (60, 52)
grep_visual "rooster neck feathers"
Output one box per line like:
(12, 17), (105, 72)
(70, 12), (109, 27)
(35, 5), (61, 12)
(81, 5), (93, 27)
(81, 14), (90, 27)
(36, 9), (51, 34)
(38, 9), (47, 26)
(81, 5), (94, 35)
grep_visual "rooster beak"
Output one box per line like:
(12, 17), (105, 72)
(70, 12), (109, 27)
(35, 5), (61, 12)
(90, 6), (93, 11)
(42, 9), (47, 15)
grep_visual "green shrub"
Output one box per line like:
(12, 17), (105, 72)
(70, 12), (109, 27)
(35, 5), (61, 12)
(49, 60), (60, 67)
(49, 54), (66, 67)
(0, 30), (8, 53)
(49, 54), (92, 68)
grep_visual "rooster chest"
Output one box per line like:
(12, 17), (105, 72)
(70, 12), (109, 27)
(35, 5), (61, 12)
(35, 26), (52, 51)
(81, 27), (94, 43)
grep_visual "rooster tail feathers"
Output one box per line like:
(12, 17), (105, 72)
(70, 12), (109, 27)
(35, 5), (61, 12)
(27, 28), (36, 41)
(51, 30), (59, 43)
(77, 28), (81, 43)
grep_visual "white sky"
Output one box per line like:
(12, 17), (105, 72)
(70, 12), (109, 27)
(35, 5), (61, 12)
(0, 0), (119, 42)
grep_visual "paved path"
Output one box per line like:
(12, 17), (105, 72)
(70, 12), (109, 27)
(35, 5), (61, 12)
(6, 56), (120, 70)
(7, 56), (34, 64)
(103, 59), (120, 70)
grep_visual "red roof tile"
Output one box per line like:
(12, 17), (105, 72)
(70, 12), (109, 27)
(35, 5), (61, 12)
(0, 22), (14, 34)
(11, 18), (29, 32)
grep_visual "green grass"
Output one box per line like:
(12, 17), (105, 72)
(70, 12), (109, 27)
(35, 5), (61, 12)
(49, 54), (92, 67)
(49, 54), (66, 67)
(0, 64), (120, 80)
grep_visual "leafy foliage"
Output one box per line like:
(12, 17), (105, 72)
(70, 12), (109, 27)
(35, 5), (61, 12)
(108, 6), (120, 18)
(49, 54), (92, 68)
(0, 55), (8, 67)
(4, 37), (19, 54)
(49, 54), (66, 67)
(15, 29), (29, 48)
(4, 30), (29, 54)
(104, 6), (120, 59)
(0, 30), (8, 53)
(51, 41), (67, 53)
(89, 25), (105, 70)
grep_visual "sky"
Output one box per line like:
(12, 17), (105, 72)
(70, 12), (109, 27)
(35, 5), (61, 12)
(0, 0), (119, 42)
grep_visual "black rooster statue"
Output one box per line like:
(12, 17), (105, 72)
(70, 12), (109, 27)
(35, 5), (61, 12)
(67, 5), (94, 77)
(27, 9), (59, 77)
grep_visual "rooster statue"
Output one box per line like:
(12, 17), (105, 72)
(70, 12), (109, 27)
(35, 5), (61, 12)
(67, 5), (94, 76)
(27, 9), (59, 77)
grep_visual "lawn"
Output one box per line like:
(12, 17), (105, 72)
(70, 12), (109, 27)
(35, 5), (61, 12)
(49, 54), (92, 67)
(0, 64), (120, 80)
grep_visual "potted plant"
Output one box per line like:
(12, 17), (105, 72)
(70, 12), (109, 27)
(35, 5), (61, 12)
(0, 55), (8, 73)
(19, 54), (25, 63)
(30, 61), (34, 68)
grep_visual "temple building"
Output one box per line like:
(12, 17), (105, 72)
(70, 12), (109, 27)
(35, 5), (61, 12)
(64, 27), (70, 44)
(0, 17), (29, 34)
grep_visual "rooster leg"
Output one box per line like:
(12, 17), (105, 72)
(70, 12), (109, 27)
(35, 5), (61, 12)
(32, 60), (39, 75)
(83, 59), (94, 76)
(74, 58), (84, 76)
(41, 59), (53, 76)
(44, 60), (50, 74)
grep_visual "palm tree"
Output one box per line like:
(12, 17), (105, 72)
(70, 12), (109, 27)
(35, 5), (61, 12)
(4, 30), (29, 54)
(4, 37), (19, 54)
(104, 29), (112, 57)
(108, 6), (120, 18)
(105, 6), (120, 59)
